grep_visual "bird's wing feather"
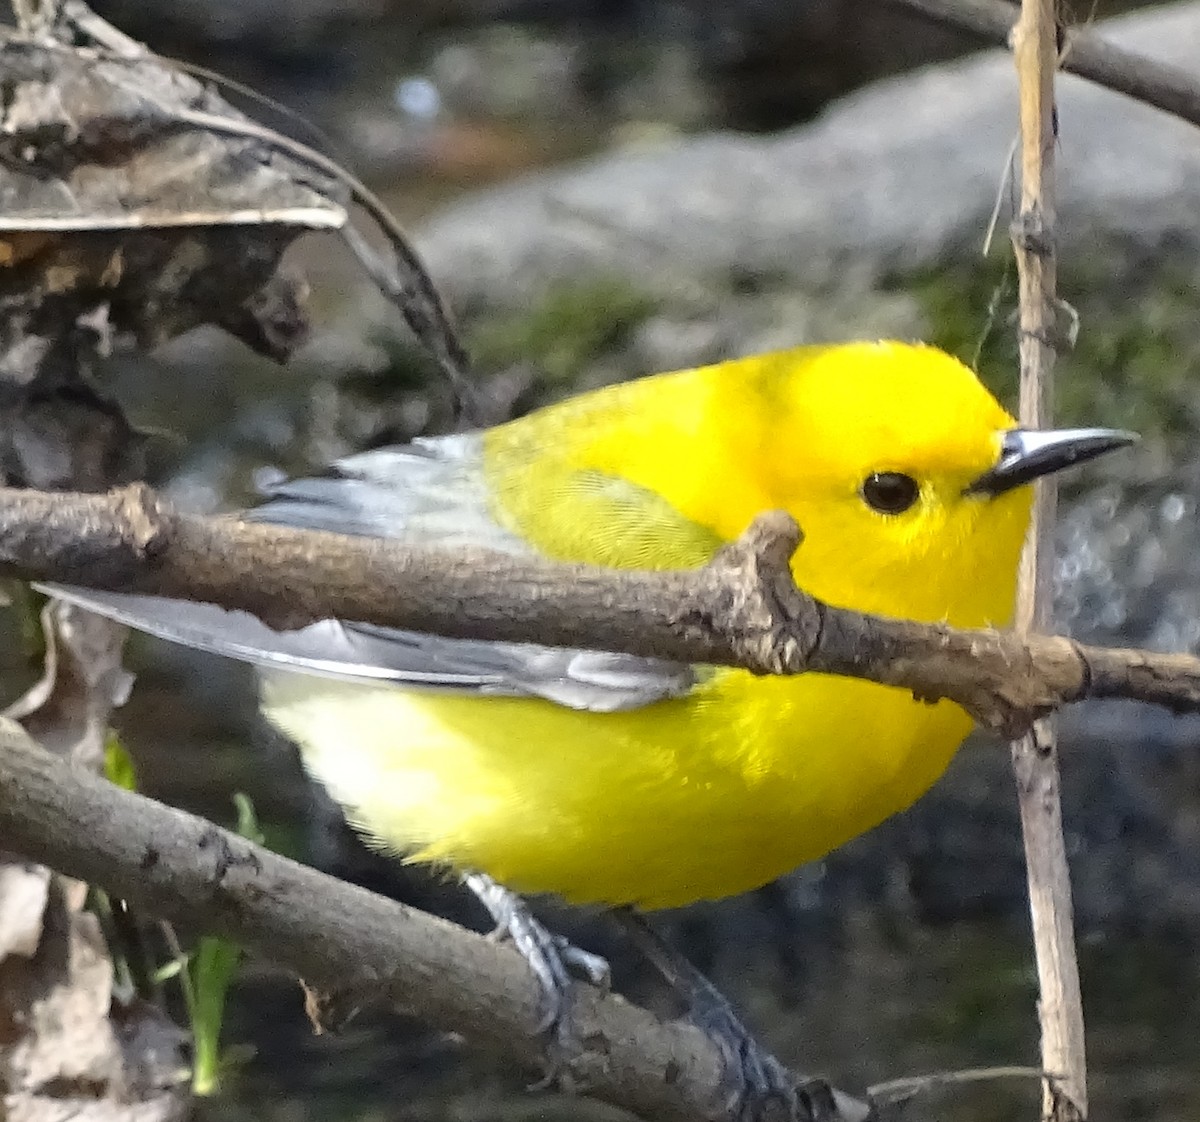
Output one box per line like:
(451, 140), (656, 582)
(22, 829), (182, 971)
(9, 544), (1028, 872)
(40, 433), (706, 712)
(251, 434), (522, 549)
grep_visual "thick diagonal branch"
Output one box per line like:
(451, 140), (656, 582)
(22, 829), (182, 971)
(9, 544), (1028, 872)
(2, 484), (1200, 739)
(0, 720), (867, 1122)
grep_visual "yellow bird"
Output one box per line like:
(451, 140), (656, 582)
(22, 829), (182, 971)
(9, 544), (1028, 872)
(257, 341), (1073, 908)
(49, 341), (1132, 1095)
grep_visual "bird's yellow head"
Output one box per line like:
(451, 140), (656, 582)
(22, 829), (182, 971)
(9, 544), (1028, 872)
(486, 340), (1133, 631)
(672, 341), (1133, 629)
(753, 342), (1029, 627)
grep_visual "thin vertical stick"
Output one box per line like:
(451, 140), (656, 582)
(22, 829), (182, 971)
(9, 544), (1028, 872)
(1009, 1), (1088, 1120)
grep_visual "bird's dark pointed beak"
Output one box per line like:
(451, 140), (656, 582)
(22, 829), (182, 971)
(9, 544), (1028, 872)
(965, 427), (1138, 496)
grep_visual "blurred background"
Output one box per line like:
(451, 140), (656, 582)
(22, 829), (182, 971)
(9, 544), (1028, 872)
(7, 0), (1200, 1118)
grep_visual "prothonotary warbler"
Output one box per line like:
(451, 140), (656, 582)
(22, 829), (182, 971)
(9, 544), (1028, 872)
(47, 341), (1134, 1101)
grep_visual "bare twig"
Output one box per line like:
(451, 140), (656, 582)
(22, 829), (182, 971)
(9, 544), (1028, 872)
(3, 484), (1200, 738)
(869, 1065), (1054, 1109)
(885, 0), (1200, 130)
(0, 719), (870, 1122)
(1009, 0), (1087, 1118)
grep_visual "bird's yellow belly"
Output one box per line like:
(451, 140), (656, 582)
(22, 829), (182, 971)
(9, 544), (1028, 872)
(260, 668), (972, 909)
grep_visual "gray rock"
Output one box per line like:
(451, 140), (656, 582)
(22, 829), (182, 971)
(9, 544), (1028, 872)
(417, 3), (1200, 309)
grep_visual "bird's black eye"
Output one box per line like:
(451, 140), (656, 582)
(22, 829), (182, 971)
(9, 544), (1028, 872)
(861, 471), (920, 515)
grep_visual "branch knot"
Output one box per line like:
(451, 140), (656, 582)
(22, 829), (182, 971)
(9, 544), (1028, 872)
(115, 481), (169, 561)
(706, 512), (820, 675)
(1010, 207), (1055, 258)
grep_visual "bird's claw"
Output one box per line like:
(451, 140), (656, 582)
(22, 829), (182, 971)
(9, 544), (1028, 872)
(509, 917), (610, 1036)
(552, 933), (612, 990)
(463, 873), (611, 1083)
(692, 987), (836, 1122)
(617, 910), (835, 1122)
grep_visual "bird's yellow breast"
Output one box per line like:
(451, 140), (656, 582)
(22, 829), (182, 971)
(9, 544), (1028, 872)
(262, 667), (972, 909)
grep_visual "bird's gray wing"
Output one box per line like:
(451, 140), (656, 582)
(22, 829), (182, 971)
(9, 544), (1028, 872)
(40, 434), (700, 712)
(251, 434), (524, 549)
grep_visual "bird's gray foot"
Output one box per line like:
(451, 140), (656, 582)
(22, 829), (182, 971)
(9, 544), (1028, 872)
(463, 873), (610, 1082)
(619, 909), (837, 1122)
(691, 982), (839, 1122)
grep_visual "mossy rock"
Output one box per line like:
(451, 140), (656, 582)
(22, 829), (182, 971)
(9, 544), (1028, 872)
(897, 248), (1200, 449)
